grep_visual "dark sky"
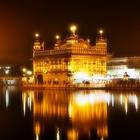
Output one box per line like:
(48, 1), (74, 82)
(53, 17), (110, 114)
(0, 1), (140, 65)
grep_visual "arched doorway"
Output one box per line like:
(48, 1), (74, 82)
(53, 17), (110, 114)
(37, 74), (43, 84)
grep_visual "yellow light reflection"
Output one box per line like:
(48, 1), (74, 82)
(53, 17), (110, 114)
(69, 93), (108, 138)
(22, 93), (26, 116)
(35, 122), (40, 140)
(119, 94), (139, 114)
(128, 95), (138, 111)
(125, 98), (128, 115)
(67, 129), (78, 140)
(68, 102), (72, 119)
(75, 93), (111, 105)
(27, 93), (32, 111)
(30, 91), (109, 139)
(135, 96), (138, 111)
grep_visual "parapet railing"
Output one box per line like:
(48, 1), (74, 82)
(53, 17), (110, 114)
(34, 48), (106, 57)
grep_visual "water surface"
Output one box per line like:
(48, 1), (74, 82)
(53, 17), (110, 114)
(0, 86), (140, 140)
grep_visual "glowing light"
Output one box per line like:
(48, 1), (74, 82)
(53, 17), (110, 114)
(35, 122), (40, 140)
(125, 98), (128, 115)
(87, 38), (90, 44)
(22, 68), (27, 73)
(101, 137), (104, 140)
(108, 68), (138, 79)
(5, 70), (9, 75)
(75, 93), (111, 105)
(89, 93), (111, 104)
(67, 129), (78, 140)
(22, 93), (26, 116)
(75, 94), (88, 105)
(73, 72), (90, 83)
(5, 89), (9, 108)
(36, 134), (39, 140)
(56, 128), (60, 140)
(69, 92), (108, 138)
(70, 25), (77, 34)
(6, 66), (11, 69)
(99, 29), (103, 35)
(56, 35), (60, 40)
(68, 102), (72, 118)
(27, 95), (32, 111)
(35, 33), (39, 38)
(111, 95), (114, 107)
(27, 70), (32, 76)
(128, 95), (138, 111)
(134, 96), (138, 111)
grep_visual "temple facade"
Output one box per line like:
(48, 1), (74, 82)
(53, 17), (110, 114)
(33, 26), (108, 87)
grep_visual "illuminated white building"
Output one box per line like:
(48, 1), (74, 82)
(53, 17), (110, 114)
(107, 56), (140, 79)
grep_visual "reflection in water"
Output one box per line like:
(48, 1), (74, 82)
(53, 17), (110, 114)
(35, 122), (40, 140)
(0, 87), (140, 139)
(20, 89), (140, 140)
(125, 98), (128, 115)
(22, 93), (26, 116)
(22, 90), (109, 139)
(56, 128), (60, 140)
(111, 95), (114, 107)
(69, 93), (109, 138)
(5, 88), (9, 108)
(115, 94), (139, 115)
(67, 129), (78, 140)
(22, 91), (34, 116)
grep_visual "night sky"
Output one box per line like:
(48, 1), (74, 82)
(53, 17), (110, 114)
(0, 1), (140, 65)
